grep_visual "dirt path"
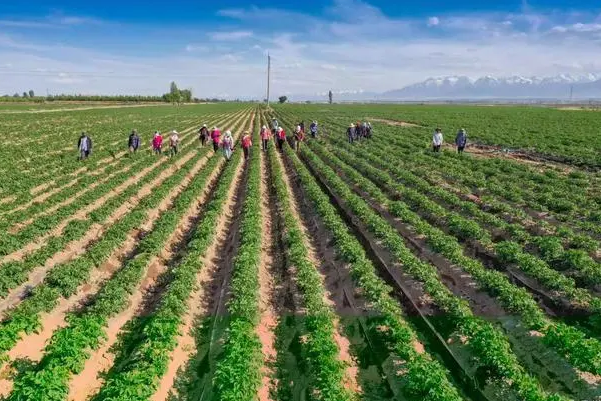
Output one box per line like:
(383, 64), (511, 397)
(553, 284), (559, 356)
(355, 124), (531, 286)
(256, 148), (278, 401)
(275, 150), (361, 394)
(368, 117), (423, 128)
(151, 150), (247, 401)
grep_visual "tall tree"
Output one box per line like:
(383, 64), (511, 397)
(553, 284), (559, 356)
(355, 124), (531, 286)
(28, 90), (35, 98)
(22, 92), (28, 98)
(278, 96), (288, 104)
(328, 90), (333, 104)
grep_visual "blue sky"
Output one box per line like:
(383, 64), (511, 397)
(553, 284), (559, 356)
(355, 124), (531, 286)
(1, 0), (600, 98)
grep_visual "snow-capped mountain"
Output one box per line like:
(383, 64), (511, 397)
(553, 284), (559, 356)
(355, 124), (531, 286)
(383, 73), (601, 99)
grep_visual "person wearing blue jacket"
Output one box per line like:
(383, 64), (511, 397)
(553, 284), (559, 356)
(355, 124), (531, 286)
(455, 128), (468, 153)
(128, 129), (141, 154)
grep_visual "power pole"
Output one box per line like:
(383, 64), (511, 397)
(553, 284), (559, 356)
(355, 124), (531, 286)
(569, 85), (573, 102)
(266, 53), (271, 107)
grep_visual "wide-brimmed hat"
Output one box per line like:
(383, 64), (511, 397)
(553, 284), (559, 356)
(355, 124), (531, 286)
(262, 125), (267, 129)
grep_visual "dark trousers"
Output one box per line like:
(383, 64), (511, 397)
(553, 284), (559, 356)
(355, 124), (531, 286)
(348, 135), (354, 144)
(433, 145), (441, 152)
(200, 136), (207, 146)
(457, 146), (465, 153)
(277, 138), (285, 151)
(243, 147), (250, 160)
(262, 139), (269, 151)
(213, 141), (219, 152)
(170, 145), (178, 156)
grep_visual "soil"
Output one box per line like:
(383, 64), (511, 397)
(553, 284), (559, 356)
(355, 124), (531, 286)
(256, 148), (279, 401)
(367, 118), (424, 128)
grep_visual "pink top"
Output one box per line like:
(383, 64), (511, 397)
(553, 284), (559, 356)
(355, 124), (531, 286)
(211, 130), (221, 143)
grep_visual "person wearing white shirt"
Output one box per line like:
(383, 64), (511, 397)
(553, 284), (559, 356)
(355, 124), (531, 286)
(432, 128), (443, 152)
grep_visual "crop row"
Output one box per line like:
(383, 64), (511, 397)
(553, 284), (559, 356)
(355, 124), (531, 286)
(286, 126), (566, 400)
(5, 112), (253, 401)
(0, 113), (252, 366)
(90, 115), (252, 401)
(267, 130), (353, 398)
(0, 112), (243, 298)
(307, 135), (601, 378)
(211, 117), (263, 401)
(279, 138), (465, 400)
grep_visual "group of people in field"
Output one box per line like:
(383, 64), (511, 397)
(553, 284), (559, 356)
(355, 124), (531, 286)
(197, 124), (253, 161)
(346, 121), (373, 143)
(432, 128), (468, 153)
(76, 117), (469, 162)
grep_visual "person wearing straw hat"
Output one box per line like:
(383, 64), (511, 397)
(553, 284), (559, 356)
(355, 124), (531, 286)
(260, 125), (271, 151)
(241, 131), (252, 160)
(222, 130), (234, 161)
(455, 128), (468, 154)
(276, 126), (286, 152)
(347, 123), (356, 144)
(169, 130), (180, 157)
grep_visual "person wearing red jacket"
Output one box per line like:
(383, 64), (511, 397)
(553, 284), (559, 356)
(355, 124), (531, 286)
(260, 125), (271, 151)
(241, 131), (252, 160)
(152, 131), (163, 155)
(210, 127), (221, 152)
(276, 127), (286, 152)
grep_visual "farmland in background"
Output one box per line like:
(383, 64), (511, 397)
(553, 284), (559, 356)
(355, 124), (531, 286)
(0, 102), (599, 401)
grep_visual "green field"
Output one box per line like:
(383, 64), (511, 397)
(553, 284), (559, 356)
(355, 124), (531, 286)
(0, 103), (599, 401)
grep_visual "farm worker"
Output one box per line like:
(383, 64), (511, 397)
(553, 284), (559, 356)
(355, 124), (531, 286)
(366, 122), (372, 138)
(260, 125), (271, 151)
(432, 128), (443, 152)
(347, 124), (355, 144)
(271, 118), (279, 137)
(455, 128), (468, 153)
(77, 132), (92, 160)
(355, 120), (363, 140)
(310, 121), (318, 138)
(152, 131), (163, 155)
(241, 131), (252, 160)
(299, 121), (305, 133)
(169, 130), (180, 156)
(293, 124), (304, 152)
(199, 124), (209, 147)
(222, 130), (234, 161)
(276, 127), (286, 152)
(211, 126), (221, 152)
(128, 129), (140, 153)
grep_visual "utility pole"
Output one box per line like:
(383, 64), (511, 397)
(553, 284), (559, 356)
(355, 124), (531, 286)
(569, 85), (573, 102)
(266, 53), (271, 107)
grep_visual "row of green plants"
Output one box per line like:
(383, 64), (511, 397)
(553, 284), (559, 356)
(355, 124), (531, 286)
(212, 118), (264, 401)
(0, 128), (202, 256)
(324, 132), (601, 288)
(0, 112), (245, 299)
(0, 119), (207, 231)
(0, 113), (252, 366)
(317, 133), (601, 317)
(91, 116), (252, 401)
(375, 127), (601, 234)
(4, 115), (251, 401)
(280, 141), (465, 400)
(294, 141), (567, 401)
(267, 137), (354, 399)
(306, 136), (601, 378)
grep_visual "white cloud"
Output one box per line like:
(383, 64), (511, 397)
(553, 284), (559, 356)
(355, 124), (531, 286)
(427, 17), (440, 26)
(209, 30), (253, 41)
(2, 1), (601, 98)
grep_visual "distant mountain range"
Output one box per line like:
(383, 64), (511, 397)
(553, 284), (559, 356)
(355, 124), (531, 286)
(292, 73), (601, 102)
(382, 73), (601, 100)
